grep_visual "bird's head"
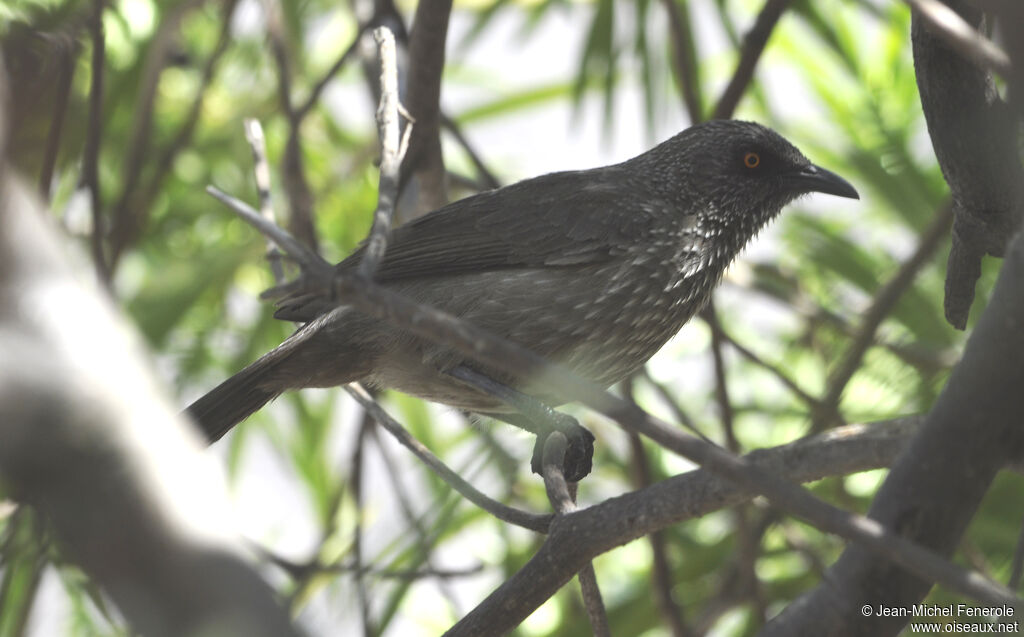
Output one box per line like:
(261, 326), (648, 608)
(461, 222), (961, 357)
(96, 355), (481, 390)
(643, 120), (859, 240)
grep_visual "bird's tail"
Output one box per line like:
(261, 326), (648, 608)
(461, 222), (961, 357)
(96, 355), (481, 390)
(186, 356), (284, 443)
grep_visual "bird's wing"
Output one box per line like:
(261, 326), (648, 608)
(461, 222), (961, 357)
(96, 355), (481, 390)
(274, 167), (663, 322)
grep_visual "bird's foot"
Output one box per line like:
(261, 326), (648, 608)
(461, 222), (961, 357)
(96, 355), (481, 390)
(530, 412), (594, 482)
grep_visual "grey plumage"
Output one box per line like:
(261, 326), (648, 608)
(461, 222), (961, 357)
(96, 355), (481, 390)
(188, 120), (858, 444)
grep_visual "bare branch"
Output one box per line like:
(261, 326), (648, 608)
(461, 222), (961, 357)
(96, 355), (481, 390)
(205, 185), (329, 277)
(716, 327), (821, 410)
(638, 368), (703, 438)
(267, 0), (318, 250)
(366, 422), (463, 617)
(244, 119), (285, 284)
(0, 170), (298, 637)
(541, 435), (610, 637)
(359, 27), (409, 279)
(441, 113), (500, 191)
(702, 305), (739, 451)
(107, 0), (209, 272)
(626, 427), (693, 637)
(912, 0), (1023, 328)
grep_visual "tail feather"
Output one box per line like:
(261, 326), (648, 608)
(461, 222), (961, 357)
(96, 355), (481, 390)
(186, 359), (283, 443)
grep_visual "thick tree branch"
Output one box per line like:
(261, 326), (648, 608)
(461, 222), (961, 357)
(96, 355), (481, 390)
(0, 172), (298, 636)
(904, 0), (1011, 77)
(911, 0), (1024, 328)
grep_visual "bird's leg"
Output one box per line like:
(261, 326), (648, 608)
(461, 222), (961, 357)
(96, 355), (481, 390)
(448, 365), (594, 481)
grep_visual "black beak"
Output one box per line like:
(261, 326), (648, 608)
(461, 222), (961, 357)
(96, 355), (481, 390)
(787, 165), (860, 200)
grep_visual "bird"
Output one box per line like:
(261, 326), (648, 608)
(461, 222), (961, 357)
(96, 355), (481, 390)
(187, 120), (858, 479)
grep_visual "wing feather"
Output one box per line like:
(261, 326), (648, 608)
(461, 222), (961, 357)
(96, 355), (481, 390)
(275, 165), (663, 321)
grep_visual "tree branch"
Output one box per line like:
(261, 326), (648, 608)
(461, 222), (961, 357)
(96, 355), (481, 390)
(712, 0), (791, 120)
(398, 0), (453, 218)
(904, 0), (1011, 77)
(344, 384), (550, 532)
(359, 27), (411, 279)
(911, 0), (1024, 328)
(0, 171), (298, 637)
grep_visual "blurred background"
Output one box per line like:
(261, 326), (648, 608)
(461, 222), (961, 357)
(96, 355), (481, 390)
(0, 0), (1015, 635)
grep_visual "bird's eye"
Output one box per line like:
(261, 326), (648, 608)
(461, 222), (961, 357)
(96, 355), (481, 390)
(743, 152), (760, 169)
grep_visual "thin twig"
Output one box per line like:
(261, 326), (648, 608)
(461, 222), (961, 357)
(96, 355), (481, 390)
(345, 384), (551, 532)
(904, 0), (1012, 78)
(351, 416), (374, 636)
(366, 424), (462, 618)
(205, 186), (328, 276)
(736, 265), (957, 371)
(441, 114), (500, 190)
(638, 369), (705, 440)
(703, 305), (739, 452)
(359, 27), (409, 279)
(716, 326), (822, 410)
(626, 417), (692, 637)
(712, 0), (791, 120)
(541, 434), (610, 637)
(267, 0), (318, 250)
(260, 544), (483, 580)
(703, 308), (768, 624)
(244, 119), (285, 284)
(106, 0), (210, 272)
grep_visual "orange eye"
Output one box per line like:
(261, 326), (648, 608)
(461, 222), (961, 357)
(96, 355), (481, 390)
(744, 152), (760, 168)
